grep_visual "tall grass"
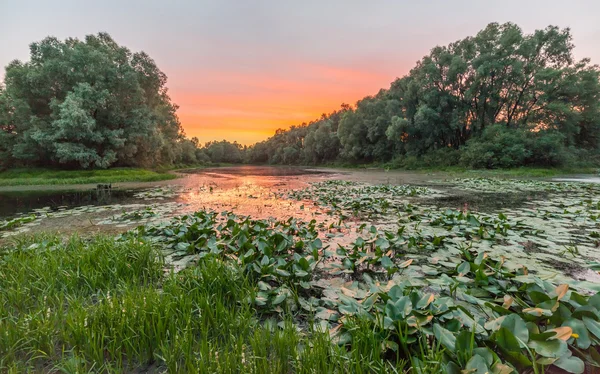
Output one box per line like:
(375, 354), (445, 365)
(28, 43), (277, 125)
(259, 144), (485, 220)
(0, 234), (415, 373)
(0, 168), (177, 186)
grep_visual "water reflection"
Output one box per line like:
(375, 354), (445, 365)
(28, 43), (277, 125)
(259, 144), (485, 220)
(0, 188), (137, 218)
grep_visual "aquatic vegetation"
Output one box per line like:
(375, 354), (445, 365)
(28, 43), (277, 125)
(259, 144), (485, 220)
(2, 170), (600, 372)
(451, 177), (600, 193)
(286, 180), (431, 218)
(118, 208), (600, 373)
(0, 214), (36, 232)
(0, 234), (408, 373)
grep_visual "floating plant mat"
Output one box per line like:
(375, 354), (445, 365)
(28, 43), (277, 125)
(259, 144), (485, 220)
(283, 179), (443, 219)
(118, 209), (600, 373)
(446, 177), (600, 193)
(0, 202), (189, 238)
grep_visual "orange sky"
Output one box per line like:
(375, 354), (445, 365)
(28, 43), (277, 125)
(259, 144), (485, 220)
(168, 63), (400, 145)
(3, 1), (600, 146)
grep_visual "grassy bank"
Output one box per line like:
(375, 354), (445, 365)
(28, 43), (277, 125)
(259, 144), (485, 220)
(0, 234), (381, 373)
(0, 168), (177, 186)
(309, 162), (599, 178)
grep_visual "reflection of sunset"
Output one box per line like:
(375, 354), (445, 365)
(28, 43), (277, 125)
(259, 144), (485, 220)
(168, 64), (402, 145)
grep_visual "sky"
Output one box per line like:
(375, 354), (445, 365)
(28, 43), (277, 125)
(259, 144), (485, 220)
(1, 1), (600, 145)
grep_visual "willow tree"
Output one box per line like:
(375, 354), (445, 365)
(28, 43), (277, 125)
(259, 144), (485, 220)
(0, 33), (182, 168)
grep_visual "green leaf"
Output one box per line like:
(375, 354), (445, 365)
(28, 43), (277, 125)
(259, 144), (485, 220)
(380, 256), (394, 269)
(495, 327), (522, 352)
(294, 269), (309, 278)
(275, 268), (290, 277)
(416, 293), (435, 309)
(563, 318), (590, 349)
(433, 323), (456, 351)
(528, 338), (568, 358)
(466, 355), (490, 374)
(588, 292), (600, 309)
(582, 316), (600, 340)
(260, 255), (270, 266)
(501, 314), (529, 344)
(457, 261), (471, 275)
(554, 352), (584, 374)
(394, 296), (412, 318)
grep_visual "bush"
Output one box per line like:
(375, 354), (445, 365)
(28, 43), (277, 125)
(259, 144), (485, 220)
(422, 147), (461, 167)
(460, 125), (569, 169)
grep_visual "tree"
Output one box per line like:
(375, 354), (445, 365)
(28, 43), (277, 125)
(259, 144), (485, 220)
(1, 33), (183, 168)
(252, 22), (600, 169)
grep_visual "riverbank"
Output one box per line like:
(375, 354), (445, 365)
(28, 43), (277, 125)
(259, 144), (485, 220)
(314, 163), (599, 178)
(0, 168), (178, 187)
(1, 164), (597, 188)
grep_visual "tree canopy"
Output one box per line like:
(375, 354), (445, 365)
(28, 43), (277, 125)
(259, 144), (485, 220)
(3, 24), (599, 170)
(0, 33), (183, 169)
(246, 23), (600, 168)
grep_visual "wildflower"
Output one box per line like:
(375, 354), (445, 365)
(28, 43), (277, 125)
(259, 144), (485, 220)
(572, 333), (579, 339)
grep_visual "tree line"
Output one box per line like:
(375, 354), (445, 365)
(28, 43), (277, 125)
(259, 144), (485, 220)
(2, 23), (599, 170)
(246, 23), (600, 168)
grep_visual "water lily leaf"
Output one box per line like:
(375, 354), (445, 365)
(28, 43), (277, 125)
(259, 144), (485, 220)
(553, 352), (584, 374)
(433, 323), (456, 351)
(272, 292), (287, 305)
(260, 255), (270, 266)
(502, 295), (514, 309)
(485, 316), (506, 332)
(315, 307), (337, 320)
(416, 293), (435, 309)
(588, 293), (600, 310)
(496, 327), (523, 355)
(375, 237), (390, 249)
(522, 307), (552, 317)
(490, 362), (514, 374)
(528, 338), (568, 358)
(465, 354), (490, 374)
(553, 284), (568, 301)
(395, 296), (413, 318)
(406, 314), (433, 327)
(582, 316), (600, 340)
(338, 295), (360, 315)
(560, 319), (589, 349)
(294, 269), (309, 278)
(275, 268), (290, 277)
(380, 256), (394, 269)
(398, 259), (413, 268)
(501, 314), (529, 345)
(457, 261), (470, 276)
(547, 326), (572, 342)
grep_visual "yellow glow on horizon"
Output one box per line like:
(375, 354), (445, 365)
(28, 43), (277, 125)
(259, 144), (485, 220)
(167, 63), (403, 145)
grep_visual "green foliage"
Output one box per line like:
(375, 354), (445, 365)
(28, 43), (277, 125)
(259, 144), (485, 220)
(0, 167), (176, 186)
(460, 125), (569, 168)
(0, 232), (400, 372)
(0, 33), (184, 169)
(245, 23), (600, 170)
(202, 139), (245, 164)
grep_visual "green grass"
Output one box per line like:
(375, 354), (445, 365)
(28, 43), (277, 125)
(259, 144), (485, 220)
(0, 168), (177, 186)
(410, 165), (599, 178)
(312, 162), (599, 178)
(0, 233), (407, 373)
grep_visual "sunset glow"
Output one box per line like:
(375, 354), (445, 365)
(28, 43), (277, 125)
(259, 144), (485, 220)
(2, 1), (600, 145)
(169, 64), (399, 144)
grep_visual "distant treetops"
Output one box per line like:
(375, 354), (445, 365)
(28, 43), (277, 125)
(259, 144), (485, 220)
(246, 23), (600, 169)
